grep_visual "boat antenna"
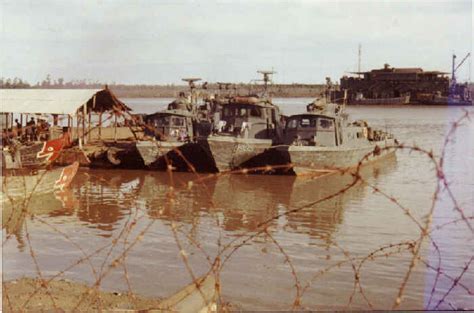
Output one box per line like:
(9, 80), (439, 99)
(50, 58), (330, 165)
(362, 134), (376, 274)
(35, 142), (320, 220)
(256, 70), (276, 96)
(182, 78), (202, 90)
(358, 43), (362, 78)
(182, 77), (202, 105)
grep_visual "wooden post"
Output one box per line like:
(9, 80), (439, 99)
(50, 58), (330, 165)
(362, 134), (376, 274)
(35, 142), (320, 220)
(82, 103), (87, 145)
(66, 115), (70, 140)
(90, 95), (96, 141)
(114, 113), (118, 142)
(88, 111), (92, 142)
(76, 114), (80, 142)
(20, 113), (23, 139)
(98, 111), (102, 140)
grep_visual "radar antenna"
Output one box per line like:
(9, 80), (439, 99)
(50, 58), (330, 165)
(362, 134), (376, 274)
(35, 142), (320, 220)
(181, 78), (202, 106)
(216, 82), (233, 90)
(182, 78), (202, 90)
(256, 70), (276, 90)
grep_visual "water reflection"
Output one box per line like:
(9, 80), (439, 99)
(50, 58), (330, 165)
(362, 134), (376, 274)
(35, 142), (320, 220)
(3, 155), (397, 249)
(2, 192), (70, 251)
(71, 170), (142, 236)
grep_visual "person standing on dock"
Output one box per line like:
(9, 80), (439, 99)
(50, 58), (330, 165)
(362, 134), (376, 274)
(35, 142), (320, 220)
(14, 119), (22, 139)
(26, 117), (37, 141)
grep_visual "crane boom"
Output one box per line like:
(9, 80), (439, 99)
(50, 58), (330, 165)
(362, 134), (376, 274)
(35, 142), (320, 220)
(455, 53), (471, 72)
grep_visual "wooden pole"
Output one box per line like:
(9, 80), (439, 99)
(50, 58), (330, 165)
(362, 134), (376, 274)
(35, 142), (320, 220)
(114, 113), (118, 142)
(88, 111), (92, 142)
(90, 95), (95, 141)
(98, 111), (102, 139)
(20, 114), (23, 139)
(76, 114), (80, 142)
(82, 103), (87, 145)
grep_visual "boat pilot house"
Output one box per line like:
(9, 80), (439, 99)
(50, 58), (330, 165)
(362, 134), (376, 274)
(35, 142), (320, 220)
(217, 96), (281, 140)
(284, 114), (339, 147)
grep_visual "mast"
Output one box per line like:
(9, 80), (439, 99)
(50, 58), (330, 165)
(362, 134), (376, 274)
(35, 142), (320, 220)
(451, 54), (457, 84)
(182, 77), (201, 105)
(256, 70), (276, 97)
(358, 44), (362, 78)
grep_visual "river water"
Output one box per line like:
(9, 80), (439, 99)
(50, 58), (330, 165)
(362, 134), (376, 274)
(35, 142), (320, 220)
(3, 99), (473, 310)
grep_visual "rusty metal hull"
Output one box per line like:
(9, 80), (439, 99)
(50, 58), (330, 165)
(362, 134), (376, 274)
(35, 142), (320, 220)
(136, 140), (216, 172)
(275, 139), (395, 175)
(350, 95), (410, 105)
(202, 135), (273, 172)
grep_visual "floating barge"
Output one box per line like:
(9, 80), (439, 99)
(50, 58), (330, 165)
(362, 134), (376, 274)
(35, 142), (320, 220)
(339, 54), (472, 106)
(1, 88), (146, 169)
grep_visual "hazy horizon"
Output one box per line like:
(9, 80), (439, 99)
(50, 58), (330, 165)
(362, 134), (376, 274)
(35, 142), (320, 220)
(1, 0), (472, 85)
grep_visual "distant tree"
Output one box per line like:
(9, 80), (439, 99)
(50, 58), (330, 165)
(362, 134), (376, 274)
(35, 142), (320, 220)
(41, 74), (52, 87)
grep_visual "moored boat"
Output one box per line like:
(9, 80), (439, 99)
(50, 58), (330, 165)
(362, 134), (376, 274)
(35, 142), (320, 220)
(269, 97), (396, 176)
(201, 95), (283, 172)
(1, 162), (79, 201)
(2, 132), (71, 169)
(136, 107), (196, 169)
(135, 81), (216, 172)
(351, 94), (410, 105)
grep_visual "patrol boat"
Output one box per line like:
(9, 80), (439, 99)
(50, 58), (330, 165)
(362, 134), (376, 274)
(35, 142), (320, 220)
(271, 95), (396, 176)
(200, 71), (283, 172)
(135, 78), (214, 171)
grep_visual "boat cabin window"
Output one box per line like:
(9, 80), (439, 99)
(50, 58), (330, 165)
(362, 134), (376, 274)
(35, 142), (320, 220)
(250, 107), (262, 117)
(153, 116), (170, 127)
(287, 119), (298, 129)
(301, 118), (311, 127)
(318, 118), (334, 130)
(286, 116), (318, 129)
(223, 107), (245, 117)
(223, 105), (263, 118)
(172, 117), (185, 126)
(150, 115), (187, 129)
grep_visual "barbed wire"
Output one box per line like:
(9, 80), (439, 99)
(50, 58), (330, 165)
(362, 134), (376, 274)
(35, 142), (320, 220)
(2, 109), (473, 311)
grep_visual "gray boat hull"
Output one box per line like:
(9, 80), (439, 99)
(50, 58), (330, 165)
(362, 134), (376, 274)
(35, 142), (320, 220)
(203, 136), (273, 172)
(276, 139), (395, 176)
(136, 140), (182, 167)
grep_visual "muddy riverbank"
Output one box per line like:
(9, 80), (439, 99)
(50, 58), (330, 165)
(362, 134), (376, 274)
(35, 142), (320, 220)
(2, 277), (163, 312)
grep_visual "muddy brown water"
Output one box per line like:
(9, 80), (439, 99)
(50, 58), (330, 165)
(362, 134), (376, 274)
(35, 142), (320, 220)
(3, 100), (474, 310)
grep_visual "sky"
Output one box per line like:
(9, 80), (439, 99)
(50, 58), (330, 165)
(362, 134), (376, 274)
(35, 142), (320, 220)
(1, 0), (472, 85)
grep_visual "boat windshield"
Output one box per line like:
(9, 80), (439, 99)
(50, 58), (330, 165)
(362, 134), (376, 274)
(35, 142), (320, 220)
(287, 116), (318, 128)
(152, 116), (185, 127)
(223, 106), (263, 118)
(286, 116), (334, 130)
